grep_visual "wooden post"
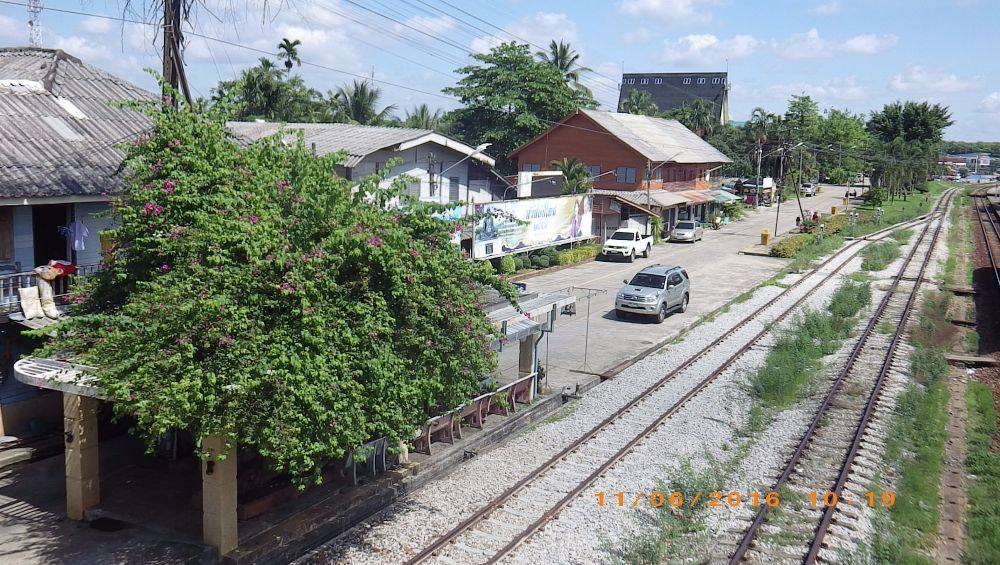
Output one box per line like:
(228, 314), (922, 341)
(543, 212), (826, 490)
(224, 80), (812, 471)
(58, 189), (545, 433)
(64, 393), (99, 520)
(202, 434), (238, 555)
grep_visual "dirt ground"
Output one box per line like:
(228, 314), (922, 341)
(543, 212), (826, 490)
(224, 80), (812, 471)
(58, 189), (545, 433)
(970, 193), (1000, 449)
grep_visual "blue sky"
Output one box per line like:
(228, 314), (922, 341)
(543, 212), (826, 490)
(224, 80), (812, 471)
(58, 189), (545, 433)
(1, 0), (997, 140)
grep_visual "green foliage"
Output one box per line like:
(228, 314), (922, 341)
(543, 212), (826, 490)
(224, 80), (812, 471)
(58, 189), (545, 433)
(770, 233), (815, 258)
(551, 157), (593, 194)
(619, 89), (658, 116)
(499, 255), (517, 275)
(38, 100), (515, 483)
(556, 243), (602, 265)
(531, 254), (550, 268)
(334, 80), (397, 125)
(403, 104), (443, 130)
(966, 381), (1000, 564)
(650, 216), (663, 243)
(860, 240), (901, 271)
(443, 42), (597, 172)
(662, 99), (717, 138)
(211, 57), (336, 122)
(277, 38), (302, 72)
(867, 101), (953, 144)
(535, 40), (592, 94)
(749, 279), (871, 408)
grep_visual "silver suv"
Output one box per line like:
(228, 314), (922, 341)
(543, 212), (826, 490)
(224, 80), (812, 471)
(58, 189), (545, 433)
(614, 265), (690, 323)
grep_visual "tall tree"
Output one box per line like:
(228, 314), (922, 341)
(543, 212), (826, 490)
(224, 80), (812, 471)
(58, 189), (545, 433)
(551, 157), (592, 194)
(443, 42), (597, 172)
(784, 94), (821, 141)
(403, 104), (443, 130)
(664, 99), (717, 138)
(536, 40), (592, 93)
(867, 100), (953, 143)
(212, 57), (335, 122)
(619, 89), (658, 116)
(277, 38), (302, 73)
(334, 80), (397, 126)
(746, 107), (777, 144)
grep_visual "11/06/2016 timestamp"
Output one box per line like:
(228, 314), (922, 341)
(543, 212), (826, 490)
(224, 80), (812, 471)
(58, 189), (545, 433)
(595, 490), (896, 509)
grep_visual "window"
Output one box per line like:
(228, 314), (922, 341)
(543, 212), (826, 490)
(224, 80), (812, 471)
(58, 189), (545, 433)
(448, 176), (460, 202)
(624, 78), (635, 84)
(615, 167), (637, 184)
(0, 208), (11, 261)
(697, 78), (706, 84)
(683, 77), (692, 85)
(712, 77), (720, 84)
(653, 167), (662, 181)
(640, 78), (648, 84)
(655, 78), (662, 84)
(586, 165), (601, 177)
(668, 273), (682, 286)
(523, 163), (541, 172)
(628, 273), (666, 289)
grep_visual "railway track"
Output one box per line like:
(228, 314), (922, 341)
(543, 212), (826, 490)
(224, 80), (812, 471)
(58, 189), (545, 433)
(974, 187), (1000, 289)
(402, 193), (954, 565)
(726, 190), (955, 564)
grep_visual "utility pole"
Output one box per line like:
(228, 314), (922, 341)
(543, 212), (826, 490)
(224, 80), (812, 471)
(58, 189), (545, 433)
(27, 0), (41, 47)
(755, 141), (763, 209)
(645, 160), (652, 236)
(775, 147), (785, 235)
(427, 152), (437, 202)
(162, 0), (191, 107)
(796, 146), (805, 220)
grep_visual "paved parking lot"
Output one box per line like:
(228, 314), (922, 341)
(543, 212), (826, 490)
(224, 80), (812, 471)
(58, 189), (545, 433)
(497, 188), (846, 391)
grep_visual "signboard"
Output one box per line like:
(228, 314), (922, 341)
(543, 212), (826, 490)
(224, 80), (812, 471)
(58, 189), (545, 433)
(472, 195), (592, 259)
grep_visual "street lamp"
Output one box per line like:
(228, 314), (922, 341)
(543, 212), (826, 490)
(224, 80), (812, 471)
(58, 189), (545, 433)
(435, 143), (491, 213)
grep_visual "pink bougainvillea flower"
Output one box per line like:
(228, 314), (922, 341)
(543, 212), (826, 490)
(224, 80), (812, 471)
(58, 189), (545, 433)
(162, 179), (175, 193)
(218, 335), (234, 347)
(467, 283), (478, 290)
(368, 235), (384, 247)
(249, 215), (259, 224)
(406, 274), (414, 283)
(160, 263), (170, 272)
(409, 248), (420, 258)
(143, 201), (155, 214)
(150, 160), (162, 173)
(276, 179), (289, 189)
(152, 204), (164, 216)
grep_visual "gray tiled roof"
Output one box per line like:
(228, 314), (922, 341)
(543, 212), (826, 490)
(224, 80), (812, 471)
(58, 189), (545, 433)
(226, 121), (433, 168)
(0, 47), (156, 199)
(581, 109), (731, 165)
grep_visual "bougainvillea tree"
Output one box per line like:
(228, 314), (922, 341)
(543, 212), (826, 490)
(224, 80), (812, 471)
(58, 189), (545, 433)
(37, 100), (515, 481)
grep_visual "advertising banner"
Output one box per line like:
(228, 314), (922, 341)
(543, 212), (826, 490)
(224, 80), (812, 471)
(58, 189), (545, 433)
(472, 194), (592, 259)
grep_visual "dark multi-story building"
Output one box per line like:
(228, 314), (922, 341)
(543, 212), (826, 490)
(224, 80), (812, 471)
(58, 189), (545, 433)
(618, 72), (729, 124)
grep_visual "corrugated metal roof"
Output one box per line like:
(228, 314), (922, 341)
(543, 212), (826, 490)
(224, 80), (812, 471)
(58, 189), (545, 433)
(226, 121), (496, 168)
(580, 109), (732, 165)
(673, 189), (716, 203)
(593, 188), (692, 208)
(0, 48), (155, 199)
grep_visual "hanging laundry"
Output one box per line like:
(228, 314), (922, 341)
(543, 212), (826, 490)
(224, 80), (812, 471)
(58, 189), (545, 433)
(67, 220), (89, 251)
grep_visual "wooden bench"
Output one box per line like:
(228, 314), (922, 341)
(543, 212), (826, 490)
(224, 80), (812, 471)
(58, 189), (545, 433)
(413, 412), (456, 455)
(454, 393), (492, 439)
(342, 437), (388, 486)
(488, 373), (536, 416)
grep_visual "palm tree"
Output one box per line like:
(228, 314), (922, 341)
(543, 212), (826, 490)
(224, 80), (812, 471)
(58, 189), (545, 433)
(403, 104), (442, 130)
(619, 89), (658, 116)
(537, 40), (592, 92)
(334, 80), (397, 126)
(551, 157), (592, 194)
(746, 107), (776, 144)
(277, 38), (302, 73)
(677, 99), (717, 138)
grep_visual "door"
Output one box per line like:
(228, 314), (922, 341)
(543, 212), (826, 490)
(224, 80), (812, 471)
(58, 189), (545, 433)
(666, 271), (684, 307)
(32, 204), (71, 267)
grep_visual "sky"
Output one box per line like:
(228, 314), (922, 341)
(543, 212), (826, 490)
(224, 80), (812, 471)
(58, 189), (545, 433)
(0, 0), (997, 140)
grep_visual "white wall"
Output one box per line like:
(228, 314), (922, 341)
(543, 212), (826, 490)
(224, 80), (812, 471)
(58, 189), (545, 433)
(351, 144), (492, 205)
(73, 202), (115, 265)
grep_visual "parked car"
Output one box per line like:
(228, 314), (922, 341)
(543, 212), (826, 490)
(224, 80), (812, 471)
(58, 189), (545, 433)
(614, 265), (690, 323)
(601, 228), (653, 262)
(670, 220), (704, 242)
(800, 182), (817, 197)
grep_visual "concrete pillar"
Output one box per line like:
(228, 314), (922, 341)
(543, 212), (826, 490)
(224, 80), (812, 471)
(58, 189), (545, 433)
(64, 393), (100, 520)
(518, 335), (535, 377)
(202, 434), (238, 556)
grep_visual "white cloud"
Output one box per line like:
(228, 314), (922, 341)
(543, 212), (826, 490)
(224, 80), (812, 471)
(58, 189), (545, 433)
(769, 76), (869, 103)
(776, 28), (897, 58)
(78, 17), (114, 35)
(890, 65), (980, 94)
(470, 12), (579, 54)
(396, 15), (456, 38)
(617, 0), (716, 26)
(47, 34), (113, 62)
(0, 14), (20, 43)
(660, 34), (760, 66)
(811, 1), (842, 15)
(841, 33), (898, 54)
(624, 27), (655, 45)
(978, 92), (1000, 113)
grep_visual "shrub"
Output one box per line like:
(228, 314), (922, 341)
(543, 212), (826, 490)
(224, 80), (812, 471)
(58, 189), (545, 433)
(860, 240), (901, 271)
(822, 214), (848, 234)
(770, 233), (815, 258)
(533, 255), (550, 268)
(556, 243), (602, 265)
(499, 255), (516, 275)
(37, 98), (517, 484)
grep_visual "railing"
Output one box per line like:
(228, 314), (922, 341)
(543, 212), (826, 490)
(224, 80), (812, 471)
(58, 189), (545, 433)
(0, 263), (103, 316)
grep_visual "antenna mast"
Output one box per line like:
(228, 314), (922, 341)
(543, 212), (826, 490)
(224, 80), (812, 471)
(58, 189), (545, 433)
(27, 0), (42, 47)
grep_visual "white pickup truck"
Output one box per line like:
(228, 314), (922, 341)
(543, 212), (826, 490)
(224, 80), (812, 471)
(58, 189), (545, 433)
(601, 228), (653, 262)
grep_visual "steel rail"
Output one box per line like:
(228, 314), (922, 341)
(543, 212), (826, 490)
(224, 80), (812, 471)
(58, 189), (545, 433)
(728, 189), (954, 564)
(975, 189), (1000, 289)
(405, 199), (947, 565)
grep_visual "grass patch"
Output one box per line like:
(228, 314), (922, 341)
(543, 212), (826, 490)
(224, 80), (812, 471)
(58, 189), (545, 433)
(787, 234), (846, 272)
(861, 240), (901, 271)
(892, 228), (914, 245)
(750, 278), (871, 409)
(964, 330), (980, 354)
(966, 380), (1000, 564)
(840, 182), (949, 240)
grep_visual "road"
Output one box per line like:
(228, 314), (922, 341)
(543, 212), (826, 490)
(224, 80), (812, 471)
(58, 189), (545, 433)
(497, 187), (847, 391)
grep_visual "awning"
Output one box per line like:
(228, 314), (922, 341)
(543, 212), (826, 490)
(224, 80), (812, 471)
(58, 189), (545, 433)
(711, 190), (739, 203)
(673, 190), (716, 203)
(648, 192), (690, 208)
(613, 197), (658, 216)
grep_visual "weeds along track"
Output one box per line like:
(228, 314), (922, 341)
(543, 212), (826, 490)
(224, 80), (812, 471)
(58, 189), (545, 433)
(403, 194), (955, 565)
(726, 190), (955, 564)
